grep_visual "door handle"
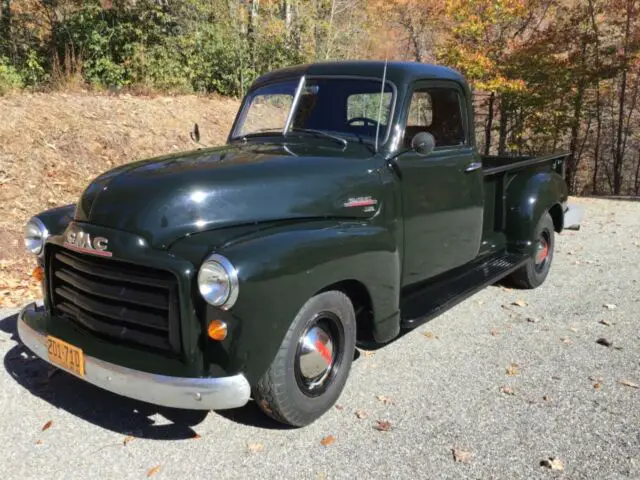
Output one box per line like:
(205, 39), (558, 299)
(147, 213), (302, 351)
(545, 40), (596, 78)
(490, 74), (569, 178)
(465, 162), (482, 173)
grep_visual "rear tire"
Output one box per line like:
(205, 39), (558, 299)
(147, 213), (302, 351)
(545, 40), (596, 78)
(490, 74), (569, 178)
(254, 291), (356, 427)
(510, 212), (555, 289)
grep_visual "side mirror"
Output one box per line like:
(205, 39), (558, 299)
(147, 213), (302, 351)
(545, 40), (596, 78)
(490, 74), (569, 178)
(411, 131), (435, 156)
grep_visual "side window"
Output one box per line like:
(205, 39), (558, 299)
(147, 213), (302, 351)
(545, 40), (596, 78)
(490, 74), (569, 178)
(403, 88), (465, 149)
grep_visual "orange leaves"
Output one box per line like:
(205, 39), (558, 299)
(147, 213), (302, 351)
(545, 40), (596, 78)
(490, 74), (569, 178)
(320, 435), (336, 447)
(146, 465), (161, 477)
(373, 420), (393, 432)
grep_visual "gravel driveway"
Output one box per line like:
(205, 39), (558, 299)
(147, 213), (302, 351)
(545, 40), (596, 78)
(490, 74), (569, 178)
(0, 197), (638, 480)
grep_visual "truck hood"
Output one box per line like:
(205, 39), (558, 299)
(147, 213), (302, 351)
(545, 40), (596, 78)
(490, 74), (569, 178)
(74, 142), (383, 248)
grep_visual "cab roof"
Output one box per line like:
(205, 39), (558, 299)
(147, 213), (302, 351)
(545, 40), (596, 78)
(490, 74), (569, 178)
(251, 61), (467, 90)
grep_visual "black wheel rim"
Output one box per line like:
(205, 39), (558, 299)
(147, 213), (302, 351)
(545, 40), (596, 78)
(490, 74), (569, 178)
(294, 312), (344, 397)
(534, 230), (551, 272)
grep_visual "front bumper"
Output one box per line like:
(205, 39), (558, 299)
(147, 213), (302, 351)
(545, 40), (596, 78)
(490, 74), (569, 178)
(17, 302), (251, 410)
(564, 203), (584, 231)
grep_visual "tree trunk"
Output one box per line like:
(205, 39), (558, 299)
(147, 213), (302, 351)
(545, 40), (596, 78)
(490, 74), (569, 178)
(0, 0), (10, 59)
(484, 92), (495, 156)
(324, 0), (336, 59)
(283, 0), (293, 32)
(588, 0), (601, 195)
(634, 151), (640, 195)
(248, 0), (260, 68)
(613, 0), (632, 195)
(498, 95), (509, 155)
(567, 79), (585, 194)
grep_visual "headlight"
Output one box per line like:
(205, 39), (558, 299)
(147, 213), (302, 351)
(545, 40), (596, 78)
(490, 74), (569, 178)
(24, 217), (49, 256)
(197, 254), (239, 309)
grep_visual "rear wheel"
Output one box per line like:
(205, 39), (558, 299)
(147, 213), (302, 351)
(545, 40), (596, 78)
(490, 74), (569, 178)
(254, 291), (356, 427)
(510, 212), (555, 289)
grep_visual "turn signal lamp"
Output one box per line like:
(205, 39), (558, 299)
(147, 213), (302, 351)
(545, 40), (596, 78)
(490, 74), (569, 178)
(207, 320), (228, 341)
(32, 266), (44, 282)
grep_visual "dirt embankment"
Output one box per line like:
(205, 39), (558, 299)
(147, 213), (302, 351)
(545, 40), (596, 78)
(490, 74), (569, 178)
(0, 92), (240, 306)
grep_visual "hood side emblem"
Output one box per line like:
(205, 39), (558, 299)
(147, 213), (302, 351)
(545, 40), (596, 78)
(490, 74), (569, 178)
(344, 196), (378, 212)
(64, 230), (112, 257)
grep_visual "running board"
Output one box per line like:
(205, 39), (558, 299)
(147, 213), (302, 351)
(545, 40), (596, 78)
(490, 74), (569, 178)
(400, 253), (528, 329)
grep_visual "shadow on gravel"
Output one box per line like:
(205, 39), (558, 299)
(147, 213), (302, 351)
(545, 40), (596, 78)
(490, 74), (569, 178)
(0, 311), (288, 438)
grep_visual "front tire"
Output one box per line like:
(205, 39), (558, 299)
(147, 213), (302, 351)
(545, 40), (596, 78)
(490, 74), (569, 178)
(254, 291), (356, 427)
(510, 212), (555, 289)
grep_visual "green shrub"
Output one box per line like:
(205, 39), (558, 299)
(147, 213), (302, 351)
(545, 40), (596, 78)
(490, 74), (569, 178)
(0, 57), (23, 95)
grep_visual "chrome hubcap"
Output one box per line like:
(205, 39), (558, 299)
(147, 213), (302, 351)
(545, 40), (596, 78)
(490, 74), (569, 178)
(297, 324), (335, 391)
(535, 235), (550, 268)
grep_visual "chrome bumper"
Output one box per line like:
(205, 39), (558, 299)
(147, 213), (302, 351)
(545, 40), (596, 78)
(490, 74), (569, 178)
(17, 302), (251, 410)
(564, 203), (584, 231)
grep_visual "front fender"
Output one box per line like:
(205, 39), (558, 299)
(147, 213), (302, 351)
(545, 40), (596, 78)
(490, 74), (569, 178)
(201, 221), (399, 385)
(504, 171), (567, 255)
(34, 204), (76, 237)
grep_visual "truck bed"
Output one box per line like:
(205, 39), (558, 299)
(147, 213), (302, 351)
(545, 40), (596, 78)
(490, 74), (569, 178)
(482, 152), (569, 177)
(478, 152), (570, 258)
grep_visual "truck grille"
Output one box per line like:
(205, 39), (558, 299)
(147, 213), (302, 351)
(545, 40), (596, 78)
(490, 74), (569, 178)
(48, 247), (181, 353)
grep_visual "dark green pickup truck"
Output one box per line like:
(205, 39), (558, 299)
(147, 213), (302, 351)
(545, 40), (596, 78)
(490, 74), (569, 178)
(19, 61), (583, 426)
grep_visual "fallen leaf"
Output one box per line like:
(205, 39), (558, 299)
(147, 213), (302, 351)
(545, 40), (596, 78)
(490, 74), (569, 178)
(320, 435), (336, 447)
(491, 328), (500, 337)
(35, 440), (43, 445)
(596, 337), (613, 347)
(561, 337), (573, 344)
(355, 409), (369, 419)
(376, 395), (394, 405)
(603, 303), (617, 310)
(146, 465), (162, 477)
(540, 457), (564, 471)
(599, 319), (613, 326)
(423, 331), (438, 340)
(334, 404), (344, 411)
(260, 399), (272, 414)
(362, 350), (376, 358)
(594, 383), (601, 389)
(500, 386), (515, 395)
(123, 435), (134, 446)
(247, 442), (265, 453)
(41, 420), (53, 431)
(373, 420), (393, 432)
(512, 299), (528, 307)
(452, 447), (473, 463)
(617, 380), (639, 389)
(506, 363), (520, 376)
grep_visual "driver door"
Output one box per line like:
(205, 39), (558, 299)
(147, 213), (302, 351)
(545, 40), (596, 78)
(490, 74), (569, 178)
(395, 81), (484, 287)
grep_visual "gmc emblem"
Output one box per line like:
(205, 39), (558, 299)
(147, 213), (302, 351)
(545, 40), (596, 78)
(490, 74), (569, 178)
(64, 230), (112, 257)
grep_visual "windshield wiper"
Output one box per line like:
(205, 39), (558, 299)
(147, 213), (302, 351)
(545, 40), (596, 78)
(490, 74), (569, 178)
(290, 128), (348, 148)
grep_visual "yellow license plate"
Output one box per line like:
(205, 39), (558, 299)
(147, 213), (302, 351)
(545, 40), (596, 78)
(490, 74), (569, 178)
(47, 336), (85, 376)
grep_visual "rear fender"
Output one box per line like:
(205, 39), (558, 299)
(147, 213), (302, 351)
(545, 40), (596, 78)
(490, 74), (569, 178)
(504, 171), (567, 255)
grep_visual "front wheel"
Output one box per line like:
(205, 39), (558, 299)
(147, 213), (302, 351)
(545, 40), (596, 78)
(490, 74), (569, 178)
(510, 212), (555, 289)
(254, 291), (356, 427)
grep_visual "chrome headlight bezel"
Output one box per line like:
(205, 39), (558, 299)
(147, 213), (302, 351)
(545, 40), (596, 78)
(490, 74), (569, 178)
(24, 217), (49, 257)
(197, 254), (239, 310)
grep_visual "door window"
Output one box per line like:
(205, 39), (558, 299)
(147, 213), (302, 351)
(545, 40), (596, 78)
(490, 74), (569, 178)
(403, 88), (466, 149)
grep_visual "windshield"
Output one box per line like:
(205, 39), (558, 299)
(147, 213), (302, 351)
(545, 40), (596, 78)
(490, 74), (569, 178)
(232, 77), (395, 144)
